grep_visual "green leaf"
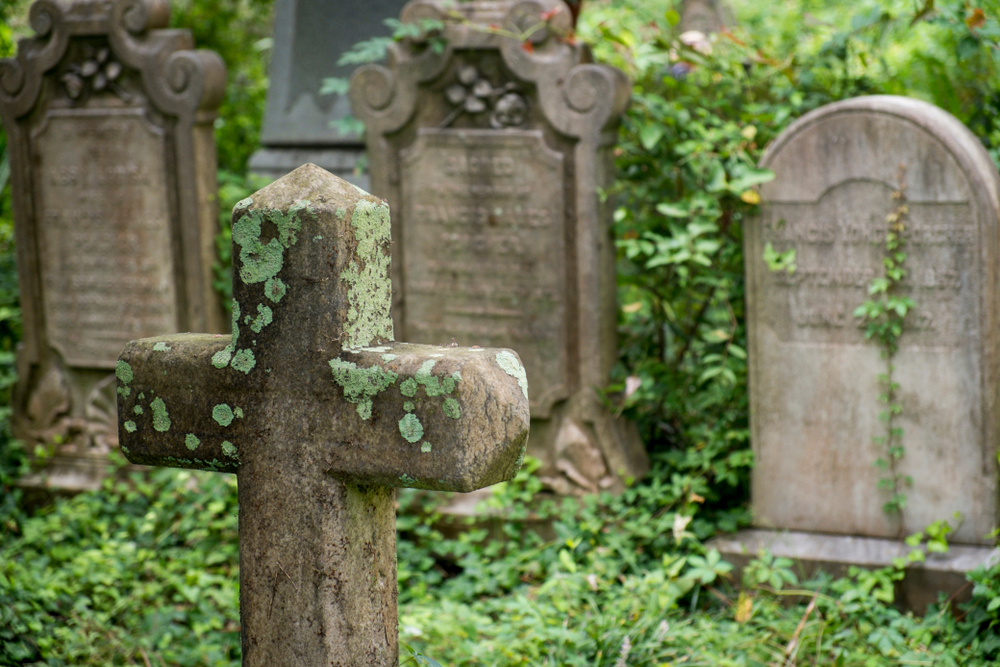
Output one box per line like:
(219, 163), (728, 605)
(640, 123), (665, 150)
(656, 202), (689, 218)
(728, 168), (776, 192)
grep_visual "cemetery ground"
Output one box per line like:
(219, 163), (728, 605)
(3, 0), (1000, 665)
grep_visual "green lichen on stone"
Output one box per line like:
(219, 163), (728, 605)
(442, 377), (456, 394)
(153, 342), (171, 352)
(121, 445), (130, 455)
(234, 407), (244, 419)
(452, 371), (462, 382)
(133, 405), (143, 415)
(231, 301), (241, 346)
(118, 386), (131, 398)
(398, 413), (424, 443)
(231, 349), (256, 374)
(382, 354), (397, 362)
(138, 392), (145, 400)
(415, 360), (442, 396)
(496, 351), (529, 400)
(443, 398), (462, 420)
(400, 378), (418, 397)
(236, 197), (253, 209)
(399, 473), (416, 485)
(329, 357), (398, 420)
(222, 441), (238, 459)
(421, 442), (432, 453)
(185, 433), (200, 451)
(314, 235), (323, 241)
(151, 398), (171, 432)
(335, 206), (347, 220)
(212, 345), (234, 369)
(250, 304), (273, 333)
(115, 360), (133, 385)
(265, 277), (287, 303)
(403, 401), (415, 412)
(339, 199), (394, 349)
(213, 404), (235, 427)
(124, 421), (136, 433)
(230, 200), (308, 287)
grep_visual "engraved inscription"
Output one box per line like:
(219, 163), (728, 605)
(34, 111), (178, 368)
(759, 180), (976, 347)
(401, 129), (567, 415)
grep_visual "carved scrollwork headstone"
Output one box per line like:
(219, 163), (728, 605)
(351, 0), (648, 495)
(0, 0), (227, 491)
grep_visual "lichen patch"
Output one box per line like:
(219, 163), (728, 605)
(339, 199), (394, 349)
(496, 351), (529, 399)
(398, 413), (424, 443)
(329, 357), (398, 420)
(150, 398), (171, 432)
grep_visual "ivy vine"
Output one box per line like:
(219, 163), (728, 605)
(852, 164), (915, 528)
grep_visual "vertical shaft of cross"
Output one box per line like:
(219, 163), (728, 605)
(238, 424), (397, 666)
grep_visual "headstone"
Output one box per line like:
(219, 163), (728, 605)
(729, 95), (1000, 608)
(248, 0), (410, 187)
(0, 0), (226, 490)
(351, 0), (649, 495)
(117, 163), (530, 666)
(678, 0), (730, 34)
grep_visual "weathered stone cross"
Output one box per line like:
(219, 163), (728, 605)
(116, 164), (530, 667)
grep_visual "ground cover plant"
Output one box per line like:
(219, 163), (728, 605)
(2, 0), (1000, 664)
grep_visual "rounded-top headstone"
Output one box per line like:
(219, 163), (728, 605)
(746, 95), (1000, 544)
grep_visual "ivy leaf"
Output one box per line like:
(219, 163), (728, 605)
(640, 123), (665, 150)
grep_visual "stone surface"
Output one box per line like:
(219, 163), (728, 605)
(711, 529), (1000, 614)
(745, 96), (1000, 545)
(117, 164), (530, 666)
(0, 0), (226, 490)
(351, 0), (648, 494)
(679, 0), (731, 34)
(248, 0), (410, 185)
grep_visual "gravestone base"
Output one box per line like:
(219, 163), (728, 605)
(711, 529), (1000, 613)
(528, 396), (648, 496)
(248, 146), (369, 190)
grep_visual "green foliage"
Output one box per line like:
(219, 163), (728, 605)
(169, 0), (274, 175)
(1, 460), (240, 666)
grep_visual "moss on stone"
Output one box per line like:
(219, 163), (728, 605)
(213, 404), (235, 427)
(415, 359), (442, 396)
(496, 351), (529, 399)
(400, 378), (418, 397)
(231, 349), (256, 374)
(339, 199), (394, 349)
(329, 357), (398, 420)
(115, 360), (133, 385)
(265, 277), (286, 303)
(185, 433), (200, 451)
(212, 345), (234, 369)
(250, 304), (273, 333)
(151, 397), (171, 432)
(443, 398), (462, 420)
(398, 413), (424, 443)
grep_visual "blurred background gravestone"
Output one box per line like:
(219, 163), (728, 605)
(718, 96), (1000, 611)
(352, 0), (649, 496)
(679, 0), (731, 34)
(0, 0), (226, 492)
(248, 0), (410, 188)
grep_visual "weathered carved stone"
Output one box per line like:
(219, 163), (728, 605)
(351, 0), (648, 494)
(0, 0), (226, 490)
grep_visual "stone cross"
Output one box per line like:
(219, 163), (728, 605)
(116, 164), (530, 666)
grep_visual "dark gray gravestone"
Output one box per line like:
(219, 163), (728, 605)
(0, 0), (226, 490)
(117, 164), (530, 666)
(351, 0), (649, 496)
(720, 96), (1000, 611)
(248, 0), (410, 187)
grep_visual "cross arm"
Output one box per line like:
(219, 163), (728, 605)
(323, 342), (530, 492)
(116, 333), (249, 473)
